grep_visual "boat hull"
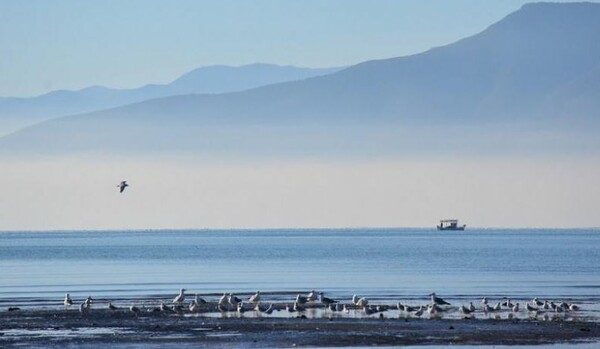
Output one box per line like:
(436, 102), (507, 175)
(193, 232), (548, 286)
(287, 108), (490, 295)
(437, 225), (466, 231)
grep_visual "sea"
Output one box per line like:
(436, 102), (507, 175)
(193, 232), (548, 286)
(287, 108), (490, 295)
(1, 228), (598, 317)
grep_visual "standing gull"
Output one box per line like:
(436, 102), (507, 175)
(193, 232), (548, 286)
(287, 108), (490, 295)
(229, 293), (242, 306)
(460, 305), (473, 314)
(117, 181), (129, 193)
(195, 294), (207, 304)
(173, 289), (186, 304)
(249, 291), (261, 303)
(468, 302), (476, 312)
(319, 292), (338, 306)
(63, 293), (72, 307)
(79, 302), (89, 314)
(511, 303), (520, 312)
(307, 290), (318, 302)
(531, 297), (544, 307)
(218, 293), (228, 305)
(189, 300), (199, 313)
(429, 293), (451, 305)
(296, 294), (309, 304)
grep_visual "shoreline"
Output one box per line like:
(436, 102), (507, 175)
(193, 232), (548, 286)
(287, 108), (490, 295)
(1, 309), (599, 348)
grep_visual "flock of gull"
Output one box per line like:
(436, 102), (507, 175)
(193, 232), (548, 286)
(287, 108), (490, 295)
(61, 290), (582, 319)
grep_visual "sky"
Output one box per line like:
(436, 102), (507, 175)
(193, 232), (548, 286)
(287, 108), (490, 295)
(1, 156), (599, 230)
(1, 0), (597, 97)
(1, 1), (599, 230)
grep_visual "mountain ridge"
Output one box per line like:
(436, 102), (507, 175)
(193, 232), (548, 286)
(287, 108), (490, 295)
(0, 63), (343, 135)
(2, 2), (600, 157)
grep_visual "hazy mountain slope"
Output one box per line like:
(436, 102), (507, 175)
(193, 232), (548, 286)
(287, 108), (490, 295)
(1, 2), (599, 157)
(0, 64), (342, 135)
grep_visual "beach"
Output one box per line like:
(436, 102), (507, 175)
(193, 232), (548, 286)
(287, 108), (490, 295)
(1, 307), (599, 348)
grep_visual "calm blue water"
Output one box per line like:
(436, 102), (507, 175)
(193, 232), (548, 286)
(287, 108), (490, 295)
(0, 228), (599, 316)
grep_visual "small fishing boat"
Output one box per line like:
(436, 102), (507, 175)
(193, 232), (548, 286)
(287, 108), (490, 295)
(437, 219), (466, 231)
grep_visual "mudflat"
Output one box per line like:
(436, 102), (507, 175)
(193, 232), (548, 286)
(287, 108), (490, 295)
(0, 309), (598, 348)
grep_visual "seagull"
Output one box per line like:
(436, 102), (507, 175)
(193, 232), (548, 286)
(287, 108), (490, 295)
(352, 295), (360, 305)
(217, 302), (228, 312)
(296, 294), (308, 304)
(356, 297), (368, 308)
(377, 305), (389, 312)
(229, 293), (242, 306)
(160, 302), (173, 312)
(343, 304), (350, 314)
(254, 302), (264, 312)
(526, 303), (538, 312)
(63, 293), (73, 307)
(493, 302), (502, 311)
(397, 303), (405, 311)
(484, 304), (494, 313)
(79, 302), (89, 314)
(532, 297), (544, 307)
(413, 306), (424, 317)
(543, 300), (550, 310)
(194, 294), (207, 304)
(429, 293), (450, 305)
(569, 303), (580, 311)
(173, 289), (186, 304)
(189, 300), (199, 313)
(218, 293), (228, 305)
(404, 304), (419, 312)
(481, 297), (488, 305)
(364, 306), (377, 315)
(286, 304), (296, 313)
(118, 181), (129, 193)
(427, 304), (437, 315)
(319, 292), (337, 306)
(237, 302), (247, 314)
(108, 302), (118, 311)
(130, 305), (141, 315)
(264, 303), (275, 315)
(307, 290), (318, 302)
(460, 305), (473, 314)
(502, 298), (514, 308)
(468, 302), (476, 312)
(294, 302), (304, 312)
(511, 303), (520, 312)
(249, 291), (261, 303)
(84, 296), (93, 306)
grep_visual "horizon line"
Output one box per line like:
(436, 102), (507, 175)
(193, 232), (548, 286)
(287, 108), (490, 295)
(1, 226), (599, 233)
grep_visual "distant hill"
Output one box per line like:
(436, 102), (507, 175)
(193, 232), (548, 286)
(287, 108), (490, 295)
(2, 2), (600, 157)
(0, 63), (342, 135)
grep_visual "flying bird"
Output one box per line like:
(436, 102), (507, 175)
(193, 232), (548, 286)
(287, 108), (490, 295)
(117, 181), (129, 193)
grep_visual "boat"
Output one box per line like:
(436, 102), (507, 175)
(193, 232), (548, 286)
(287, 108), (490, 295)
(437, 219), (466, 231)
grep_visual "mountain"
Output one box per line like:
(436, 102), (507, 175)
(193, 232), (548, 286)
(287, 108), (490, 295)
(0, 64), (342, 135)
(2, 2), (600, 157)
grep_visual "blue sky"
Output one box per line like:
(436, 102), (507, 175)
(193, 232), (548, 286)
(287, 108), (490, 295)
(1, 0), (597, 97)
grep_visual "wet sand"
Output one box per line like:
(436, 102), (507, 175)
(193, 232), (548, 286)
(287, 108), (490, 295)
(1, 308), (599, 348)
